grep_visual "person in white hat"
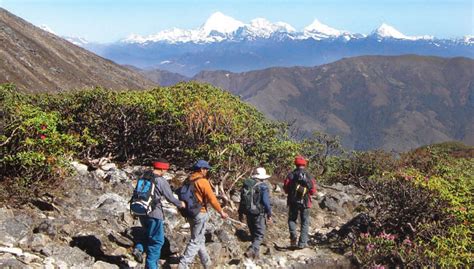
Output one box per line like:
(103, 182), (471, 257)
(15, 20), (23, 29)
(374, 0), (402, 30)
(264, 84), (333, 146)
(238, 167), (273, 259)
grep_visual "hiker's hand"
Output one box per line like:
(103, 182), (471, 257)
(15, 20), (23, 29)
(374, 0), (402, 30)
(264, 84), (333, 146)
(220, 211), (229, 219)
(239, 215), (245, 222)
(180, 201), (186, 208)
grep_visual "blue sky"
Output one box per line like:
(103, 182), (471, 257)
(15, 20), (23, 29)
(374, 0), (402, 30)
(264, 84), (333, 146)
(1, 0), (472, 42)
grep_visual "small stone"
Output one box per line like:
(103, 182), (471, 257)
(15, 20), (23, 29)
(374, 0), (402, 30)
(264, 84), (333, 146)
(111, 247), (128, 256)
(0, 246), (23, 256)
(71, 161), (89, 175)
(100, 163), (117, 171)
(92, 261), (119, 269)
(21, 252), (41, 263)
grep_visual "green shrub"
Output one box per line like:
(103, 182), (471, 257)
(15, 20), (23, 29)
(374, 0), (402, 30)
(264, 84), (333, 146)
(0, 83), (299, 202)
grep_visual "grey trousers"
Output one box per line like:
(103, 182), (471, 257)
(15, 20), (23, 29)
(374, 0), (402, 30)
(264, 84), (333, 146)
(178, 212), (211, 269)
(288, 206), (310, 247)
(246, 213), (266, 253)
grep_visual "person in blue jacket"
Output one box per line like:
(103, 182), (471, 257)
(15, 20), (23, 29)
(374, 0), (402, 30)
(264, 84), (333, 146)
(238, 167), (272, 259)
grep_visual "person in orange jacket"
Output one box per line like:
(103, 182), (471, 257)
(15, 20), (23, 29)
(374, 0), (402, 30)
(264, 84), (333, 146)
(178, 160), (228, 269)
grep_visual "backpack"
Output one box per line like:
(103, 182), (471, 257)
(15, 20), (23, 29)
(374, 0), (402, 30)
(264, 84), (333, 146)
(240, 178), (264, 215)
(176, 178), (203, 218)
(130, 176), (157, 216)
(289, 170), (312, 207)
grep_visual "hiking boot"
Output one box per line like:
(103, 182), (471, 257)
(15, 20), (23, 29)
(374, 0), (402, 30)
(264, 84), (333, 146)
(203, 261), (213, 269)
(132, 248), (144, 263)
(297, 243), (308, 249)
(290, 239), (297, 248)
(244, 249), (255, 259)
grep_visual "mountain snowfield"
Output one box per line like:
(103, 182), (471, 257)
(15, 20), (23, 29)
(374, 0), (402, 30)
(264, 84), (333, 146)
(120, 12), (467, 44)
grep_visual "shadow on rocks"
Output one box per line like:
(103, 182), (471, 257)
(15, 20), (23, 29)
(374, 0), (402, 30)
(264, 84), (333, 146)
(70, 235), (129, 268)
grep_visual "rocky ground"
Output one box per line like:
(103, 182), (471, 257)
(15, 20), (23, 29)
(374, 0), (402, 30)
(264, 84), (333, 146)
(0, 161), (366, 268)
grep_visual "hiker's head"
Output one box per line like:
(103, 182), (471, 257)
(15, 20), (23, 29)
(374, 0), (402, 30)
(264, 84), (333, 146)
(152, 158), (170, 176)
(192, 160), (211, 175)
(252, 167), (271, 181)
(294, 156), (307, 168)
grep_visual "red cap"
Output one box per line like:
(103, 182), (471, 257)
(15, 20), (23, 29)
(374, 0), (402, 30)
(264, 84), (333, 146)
(294, 156), (307, 166)
(153, 161), (170, 170)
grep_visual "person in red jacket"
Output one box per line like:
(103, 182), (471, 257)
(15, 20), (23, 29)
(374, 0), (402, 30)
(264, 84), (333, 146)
(283, 156), (317, 249)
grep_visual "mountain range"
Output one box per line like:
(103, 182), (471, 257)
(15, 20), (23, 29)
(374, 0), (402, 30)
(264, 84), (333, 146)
(75, 12), (473, 76)
(188, 55), (474, 151)
(0, 8), (155, 92)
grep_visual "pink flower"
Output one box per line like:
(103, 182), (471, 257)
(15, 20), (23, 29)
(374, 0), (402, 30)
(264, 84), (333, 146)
(361, 233), (369, 238)
(372, 265), (385, 269)
(366, 243), (375, 251)
(403, 238), (412, 246)
(41, 125), (47, 130)
(39, 134), (46, 140)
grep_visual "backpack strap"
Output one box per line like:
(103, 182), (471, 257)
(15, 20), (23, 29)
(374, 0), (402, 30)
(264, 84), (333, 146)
(190, 177), (207, 208)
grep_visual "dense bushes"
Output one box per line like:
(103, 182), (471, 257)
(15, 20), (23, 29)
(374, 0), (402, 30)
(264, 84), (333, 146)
(1, 83), (299, 202)
(327, 144), (473, 268)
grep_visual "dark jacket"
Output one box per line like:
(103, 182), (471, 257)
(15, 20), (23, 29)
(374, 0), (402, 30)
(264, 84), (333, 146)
(283, 168), (317, 208)
(238, 179), (272, 217)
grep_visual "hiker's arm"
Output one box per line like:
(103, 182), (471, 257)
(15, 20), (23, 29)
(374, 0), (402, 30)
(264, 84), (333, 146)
(309, 178), (317, 195)
(261, 184), (272, 217)
(283, 176), (291, 194)
(201, 180), (223, 213)
(158, 178), (183, 208)
(238, 188), (245, 217)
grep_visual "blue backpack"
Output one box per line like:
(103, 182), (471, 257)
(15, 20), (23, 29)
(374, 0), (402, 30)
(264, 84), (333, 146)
(130, 176), (156, 216)
(176, 178), (203, 218)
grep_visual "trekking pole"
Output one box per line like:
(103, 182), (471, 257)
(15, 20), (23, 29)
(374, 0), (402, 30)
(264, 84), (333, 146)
(226, 217), (247, 227)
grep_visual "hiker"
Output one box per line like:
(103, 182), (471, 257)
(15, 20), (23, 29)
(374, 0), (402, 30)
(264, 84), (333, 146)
(238, 167), (273, 259)
(178, 160), (229, 269)
(283, 156), (316, 249)
(131, 159), (185, 269)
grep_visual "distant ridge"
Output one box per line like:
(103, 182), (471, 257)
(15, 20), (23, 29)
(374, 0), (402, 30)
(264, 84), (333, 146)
(0, 8), (156, 92)
(192, 55), (474, 151)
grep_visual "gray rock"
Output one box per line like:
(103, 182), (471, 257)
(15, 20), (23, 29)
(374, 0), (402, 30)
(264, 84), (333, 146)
(0, 208), (14, 222)
(94, 193), (128, 217)
(29, 234), (51, 252)
(214, 229), (232, 244)
(47, 244), (94, 267)
(33, 220), (56, 236)
(0, 214), (32, 247)
(105, 169), (129, 184)
(71, 161), (89, 175)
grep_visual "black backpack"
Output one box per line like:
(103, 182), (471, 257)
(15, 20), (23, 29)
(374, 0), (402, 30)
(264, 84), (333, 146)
(240, 178), (264, 215)
(176, 178), (203, 218)
(289, 170), (312, 207)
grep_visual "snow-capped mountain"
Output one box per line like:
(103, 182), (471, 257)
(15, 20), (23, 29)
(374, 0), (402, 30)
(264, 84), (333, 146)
(121, 12), (467, 45)
(76, 12), (473, 76)
(64, 36), (90, 46)
(234, 18), (296, 40)
(370, 23), (433, 41)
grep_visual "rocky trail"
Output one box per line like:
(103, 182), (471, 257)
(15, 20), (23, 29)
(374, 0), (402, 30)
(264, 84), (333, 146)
(0, 161), (366, 268)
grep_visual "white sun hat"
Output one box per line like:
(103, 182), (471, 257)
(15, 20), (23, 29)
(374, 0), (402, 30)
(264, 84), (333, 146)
(252, 167), (271, 180)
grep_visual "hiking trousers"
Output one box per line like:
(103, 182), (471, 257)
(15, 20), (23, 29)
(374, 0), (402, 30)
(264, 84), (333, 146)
(288, 206), (310, 247)
(247, 213), (266, 253)
(135, 217), (165, 269)
(178, 212), (211, 269)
